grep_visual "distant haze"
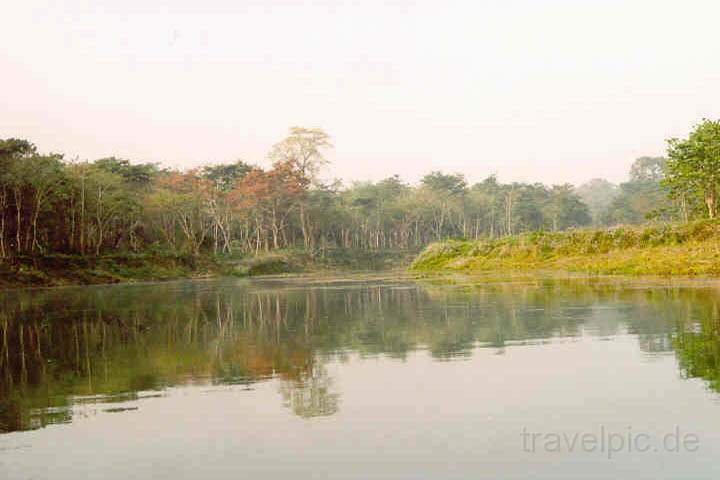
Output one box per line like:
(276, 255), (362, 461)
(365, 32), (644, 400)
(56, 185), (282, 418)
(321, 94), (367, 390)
(2, 0), (719, 186)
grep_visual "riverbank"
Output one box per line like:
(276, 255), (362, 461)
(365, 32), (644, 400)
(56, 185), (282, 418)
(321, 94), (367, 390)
(410, 221), (720, 276)
(0, 248), (417, 289)
(0, 253), (218, 289)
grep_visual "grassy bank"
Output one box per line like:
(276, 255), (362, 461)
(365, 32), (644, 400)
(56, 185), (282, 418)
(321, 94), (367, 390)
(0, 252), (220, 289)
(224, 248), (417, 277)
(0, 247), (417, 289)
(410, 221), (720, 276)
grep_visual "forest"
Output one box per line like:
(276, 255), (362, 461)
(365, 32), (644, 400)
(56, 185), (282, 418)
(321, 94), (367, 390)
(1, 120), (719, 262)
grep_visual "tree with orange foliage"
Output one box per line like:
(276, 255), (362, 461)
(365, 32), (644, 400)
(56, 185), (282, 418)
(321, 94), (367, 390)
(232, 161), (305, 252)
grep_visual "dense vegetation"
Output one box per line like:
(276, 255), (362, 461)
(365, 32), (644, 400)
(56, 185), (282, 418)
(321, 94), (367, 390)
(1, 119), (719, 284)
(411, 220), (720, 276)
(0, 127), (594, 260)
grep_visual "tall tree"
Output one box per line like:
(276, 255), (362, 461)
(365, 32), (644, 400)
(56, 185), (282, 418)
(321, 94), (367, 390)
(665, 119), (720, 219)
(629, 156), (666, 183)
(268, 127), (332, 249)
(0, 140), (37, 256)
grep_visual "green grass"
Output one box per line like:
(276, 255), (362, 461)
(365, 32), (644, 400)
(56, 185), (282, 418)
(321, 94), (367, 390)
(0, 246), (418, 288)
(410, 221), (720, 276)
(0, 252), (218, 289)
(225, 250), (310, 277)
(224, 247), (416, 277)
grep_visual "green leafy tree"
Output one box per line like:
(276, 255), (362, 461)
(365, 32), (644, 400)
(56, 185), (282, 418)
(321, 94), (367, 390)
(94, 157), (160, 187)
(544, 184), (591, 231)
(602, 156), (675, 225)
(629, 156), (666, 183)
(201, 160), (252, 191)
(665, 119), (720, 219)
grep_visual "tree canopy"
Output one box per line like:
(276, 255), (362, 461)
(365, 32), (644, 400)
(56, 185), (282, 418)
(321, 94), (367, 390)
(664, 119), (720, 219)
(2, 119), (718, 259)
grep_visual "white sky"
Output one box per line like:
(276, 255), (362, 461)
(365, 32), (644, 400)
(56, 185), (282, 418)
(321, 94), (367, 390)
(2, 0), (719, 186)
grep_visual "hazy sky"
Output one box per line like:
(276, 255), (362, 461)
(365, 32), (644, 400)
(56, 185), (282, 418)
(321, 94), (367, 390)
(2, 0), (719, 186)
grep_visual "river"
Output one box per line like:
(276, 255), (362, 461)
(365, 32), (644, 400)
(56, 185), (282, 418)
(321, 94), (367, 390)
(1, 274), (719, 479)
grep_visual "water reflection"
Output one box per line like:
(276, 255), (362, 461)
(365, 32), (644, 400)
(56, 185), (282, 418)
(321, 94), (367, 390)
(1, 276), (720, 432)
(674, 302), (720, 392)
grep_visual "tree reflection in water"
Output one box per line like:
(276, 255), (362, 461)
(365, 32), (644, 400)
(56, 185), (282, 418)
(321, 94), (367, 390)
(1, 276), (719, 432)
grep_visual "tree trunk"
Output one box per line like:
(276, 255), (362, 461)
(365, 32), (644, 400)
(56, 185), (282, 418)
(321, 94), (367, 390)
(14, 187), (22, 253)
(680, 193), (689, 223)
(0, 214), (5, 258)
(706, 183), (717, 219)
(505, 188), (514, 236)
(0, 187), (6, 258)
(95, 187), (104, 255)
(79, 175), (86, 255)
(31, 189), (46, 253)
(299, 202), (309, 248)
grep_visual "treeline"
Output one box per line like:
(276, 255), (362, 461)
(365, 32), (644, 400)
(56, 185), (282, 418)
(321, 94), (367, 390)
(1, 120), (718, 258)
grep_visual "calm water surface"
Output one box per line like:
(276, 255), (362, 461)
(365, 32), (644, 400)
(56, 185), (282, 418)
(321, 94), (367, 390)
(1, 274), (720, 479)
